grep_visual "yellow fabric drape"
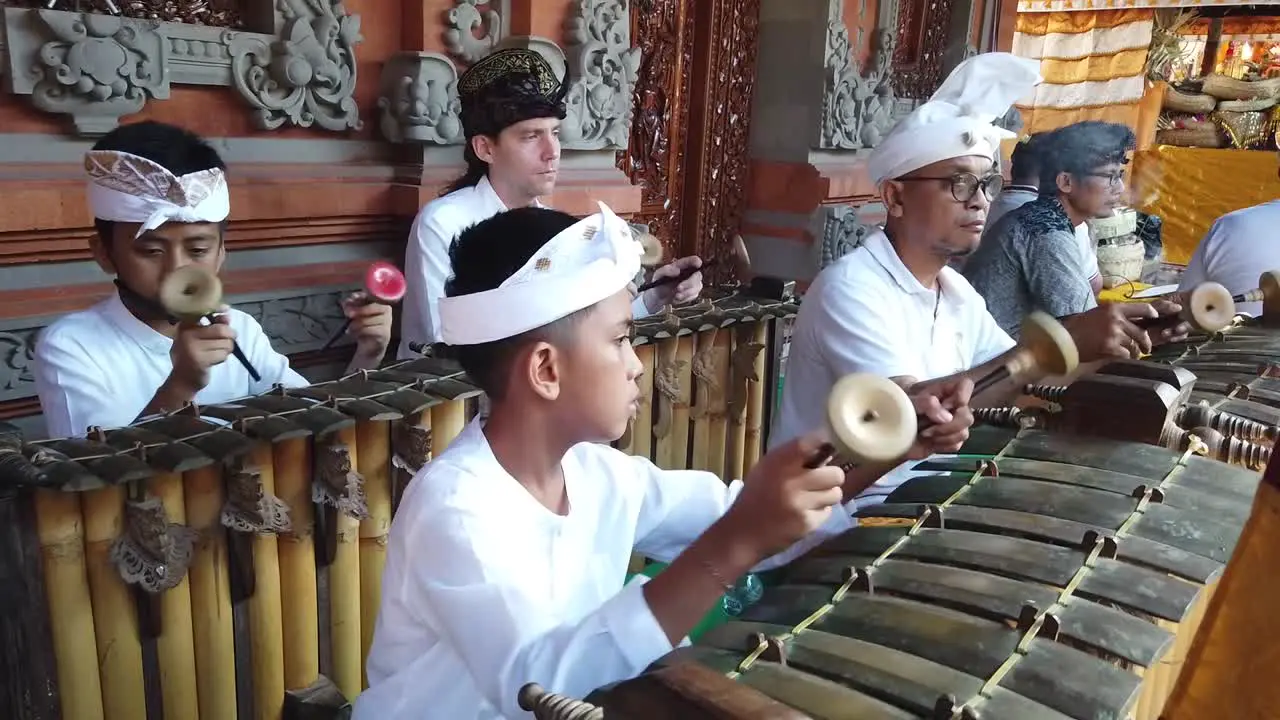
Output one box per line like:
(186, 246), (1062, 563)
(1019, 0), (1262, 12)
(1133, 146), (1280, 265)
(1012, 9), (1154, 135)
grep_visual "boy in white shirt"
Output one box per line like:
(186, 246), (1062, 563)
(34, 121), (393, 438)
(355, 202), (973, 719)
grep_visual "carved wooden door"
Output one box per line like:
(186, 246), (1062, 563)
(619, 0), (759, 276)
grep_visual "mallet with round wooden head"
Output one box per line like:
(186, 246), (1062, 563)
(1231, 270), (1280, 307)
(1134, 281), (1235, 334)
(320, 261), (407, 351)
(158, 265), (262, 382)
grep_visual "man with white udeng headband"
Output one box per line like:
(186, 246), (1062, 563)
(771, 53), (1045, 507)
(34, 121), (392, 439)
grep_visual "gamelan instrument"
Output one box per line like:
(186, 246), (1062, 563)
(0, 288), (798, 720)
(635, 235), (749, 294)
(530, 424), (1264, 720)
(1228, 269), (1280, 309)
(158, 265), (262, 382)
(816, 312), (1078, 467)
(319, 261), (408, 351)
(1132, 281), (1234, 334)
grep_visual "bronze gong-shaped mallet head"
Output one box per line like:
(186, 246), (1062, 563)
(1136, 281), (1235, 334)
(158, 265), (262, 382)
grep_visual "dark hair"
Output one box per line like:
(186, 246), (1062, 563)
(1009, 133), (1046, 186)
(90, 121), (227, 243)
(1037, 121), (1136, 192)
(444, 207), (591, 399)
(441, 141), (489, 195)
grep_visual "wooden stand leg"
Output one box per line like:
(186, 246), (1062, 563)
(0, 487), (58, 720)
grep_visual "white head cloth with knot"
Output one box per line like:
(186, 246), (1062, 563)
(85, 150), (231, 238)
(867, 52), (1043, 187)
(438, 201), (643, 346)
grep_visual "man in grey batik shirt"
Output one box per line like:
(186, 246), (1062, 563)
(963, 121), (1133, 337)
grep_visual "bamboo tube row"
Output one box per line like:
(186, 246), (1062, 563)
(16, 310), (788, 720)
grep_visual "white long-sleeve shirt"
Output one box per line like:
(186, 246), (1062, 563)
(354, 419), (857, 719)
(34, 291), (307, 439)
(397, 176), (649, 359)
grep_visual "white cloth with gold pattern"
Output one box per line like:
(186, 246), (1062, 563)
(84, 149), (231, 236)
(867, 52), (1043, 185)
(438, 200), (643, 345)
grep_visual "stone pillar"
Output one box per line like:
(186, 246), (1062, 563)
(741, 0), (906, 284)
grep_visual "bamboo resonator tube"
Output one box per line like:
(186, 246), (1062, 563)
(814, 312), (1078, 466)
(1134, 282), (1235, 333)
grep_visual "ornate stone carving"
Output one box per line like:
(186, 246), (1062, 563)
(225, 0), (363, 131)
(820, 11), (899, 151)
(2, 8), (168, 135)
(445, 0), (500, 64)
(560, 0), (641, 151)
(618, 0), (693, 265)
(0, 329), (37, 400)
(376, 51), (463, 145)
(238, 289), (354, 353)
(819, 205), (873, 269)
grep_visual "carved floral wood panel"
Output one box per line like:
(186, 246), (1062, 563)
(891, 0), (954, 100)
(617, 0), (693, 259)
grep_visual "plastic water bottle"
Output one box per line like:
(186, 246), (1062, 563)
(721, 573), (764, 616)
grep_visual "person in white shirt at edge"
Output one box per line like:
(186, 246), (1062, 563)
(397, 48), (703, 359)
(33, 121), (393, 439)
(771, 52), (1177, 510)
(1179, 198), (1280, 317)
(980, 132), (1102, 294)
(353, 204), (975, 719)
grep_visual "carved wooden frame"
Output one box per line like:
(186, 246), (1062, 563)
(0, 0), (363, 135)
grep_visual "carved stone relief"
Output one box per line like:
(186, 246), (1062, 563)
(560, 0), (641, 151)
(226, 0), (363, 132)
(376, 11), (640, 153)
(444, 0), (501, 64)
(2, 8), (169, 135)
(818, 205), (873, 269)
(376, 51), (463, 145)
(820, 8), (899, 151)
(1, 2), (363, 135)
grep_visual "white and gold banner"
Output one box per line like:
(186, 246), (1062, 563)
(1019, 0), (1259, 12)
(1013, 9), (1155, 134)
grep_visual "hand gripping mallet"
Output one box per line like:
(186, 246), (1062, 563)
(158, 265), (262, 382)
(320, 261), (408, 351)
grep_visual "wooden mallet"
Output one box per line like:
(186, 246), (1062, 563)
(158, 265), (262, 382)
(320, 261), (407, 351)
(1135, 281), (1235, 333)
(807, 312), (1079, 468)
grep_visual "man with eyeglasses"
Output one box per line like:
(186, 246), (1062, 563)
(962, 121), (1185, 359)
(770, 53), (1040, 509)
(975, 132), (1102, 293)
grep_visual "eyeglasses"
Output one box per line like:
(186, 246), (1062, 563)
(896, 172), (1004, 203)
(1084, 171), (1125, 188)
